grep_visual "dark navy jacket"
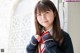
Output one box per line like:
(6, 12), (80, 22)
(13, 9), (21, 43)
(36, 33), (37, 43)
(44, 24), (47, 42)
(26, 30), (74, 53)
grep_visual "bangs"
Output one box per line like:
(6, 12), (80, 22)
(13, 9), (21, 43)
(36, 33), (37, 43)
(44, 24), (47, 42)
(36, 3), (50, 14)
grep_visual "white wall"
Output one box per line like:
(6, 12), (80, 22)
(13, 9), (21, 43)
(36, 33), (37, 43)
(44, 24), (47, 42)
(68, 2), (80, 53)
(8, 0), (35, 53)
(0, 0), (18, 53)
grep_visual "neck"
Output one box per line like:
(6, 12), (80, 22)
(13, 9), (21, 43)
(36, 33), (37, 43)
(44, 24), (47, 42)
(45, 25), (53, 31)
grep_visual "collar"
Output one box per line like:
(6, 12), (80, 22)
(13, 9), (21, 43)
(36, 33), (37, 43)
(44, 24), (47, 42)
(42, 26), (53, 36)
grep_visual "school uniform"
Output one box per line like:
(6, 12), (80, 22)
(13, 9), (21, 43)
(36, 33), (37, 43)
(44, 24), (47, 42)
(26, 29), (74, 53)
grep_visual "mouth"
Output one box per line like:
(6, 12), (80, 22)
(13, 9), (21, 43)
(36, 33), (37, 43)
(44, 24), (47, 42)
(43, 21), (48, 23)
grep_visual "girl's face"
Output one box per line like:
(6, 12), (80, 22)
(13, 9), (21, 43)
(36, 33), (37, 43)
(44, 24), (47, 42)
(37, 10), (55, 30)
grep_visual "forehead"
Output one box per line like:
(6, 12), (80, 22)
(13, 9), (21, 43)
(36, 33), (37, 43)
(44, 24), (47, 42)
(36, 8), (51, 13)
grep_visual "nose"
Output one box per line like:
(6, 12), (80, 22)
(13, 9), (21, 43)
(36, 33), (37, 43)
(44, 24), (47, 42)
(41, 13), (46, 20)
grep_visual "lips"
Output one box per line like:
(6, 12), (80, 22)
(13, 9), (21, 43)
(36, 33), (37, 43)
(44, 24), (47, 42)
(44, 21), (48, 22)
(42, 21), (48, 23)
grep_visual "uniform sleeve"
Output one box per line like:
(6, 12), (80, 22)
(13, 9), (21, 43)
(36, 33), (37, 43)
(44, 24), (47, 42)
(42, 33), (64, 53)
(26, 36), (38, 53)
(42, 31), (74, 53)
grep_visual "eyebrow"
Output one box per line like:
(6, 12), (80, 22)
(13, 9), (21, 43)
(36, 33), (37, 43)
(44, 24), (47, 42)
(37, 10), (50, 14)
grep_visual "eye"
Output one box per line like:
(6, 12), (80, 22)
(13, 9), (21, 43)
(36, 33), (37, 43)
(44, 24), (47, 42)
(37, 13), (41, 16)
(46, 11), (49, 14)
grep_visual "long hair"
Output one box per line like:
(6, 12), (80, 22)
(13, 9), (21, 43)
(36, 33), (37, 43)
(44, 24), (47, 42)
(34, 0), (63, 46)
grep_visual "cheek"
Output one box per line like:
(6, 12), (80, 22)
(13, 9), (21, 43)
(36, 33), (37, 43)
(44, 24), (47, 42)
(47, 15), (54, 23)
(37, 17), (42, 23)
(49, 18), (54, 24)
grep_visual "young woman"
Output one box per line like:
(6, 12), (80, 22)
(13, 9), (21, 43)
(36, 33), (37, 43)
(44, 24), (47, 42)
(26, 0), (74, 53)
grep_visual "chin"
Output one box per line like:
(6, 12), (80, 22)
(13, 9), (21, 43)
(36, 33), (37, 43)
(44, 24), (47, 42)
(42, 25), (49, 28)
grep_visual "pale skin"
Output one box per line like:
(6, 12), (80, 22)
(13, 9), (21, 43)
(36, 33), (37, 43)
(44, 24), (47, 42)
(35, 10), (55, 42)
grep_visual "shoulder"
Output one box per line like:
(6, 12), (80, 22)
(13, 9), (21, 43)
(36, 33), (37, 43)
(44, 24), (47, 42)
(61, 29), (73, 46)
(61, 29), (70, 39)
(61, 29), (72, 45)
(60, 30), (74, 53)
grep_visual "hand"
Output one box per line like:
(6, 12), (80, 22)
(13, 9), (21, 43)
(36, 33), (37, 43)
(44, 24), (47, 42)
(34, 35), (41, 42)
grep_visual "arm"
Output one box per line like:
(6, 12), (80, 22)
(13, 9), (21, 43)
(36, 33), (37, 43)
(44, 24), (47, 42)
(26, 36), (38, 53)
(42, 33), (64, 53)
(42, 31), (74, 53)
